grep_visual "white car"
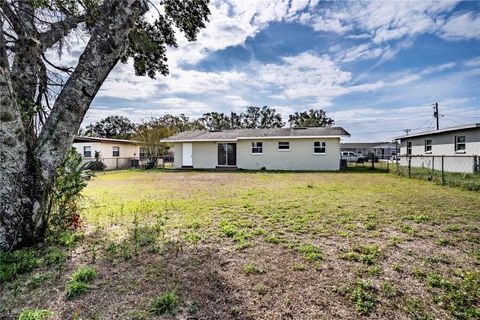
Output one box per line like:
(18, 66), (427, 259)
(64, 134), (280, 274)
(341, 151), (365, 163)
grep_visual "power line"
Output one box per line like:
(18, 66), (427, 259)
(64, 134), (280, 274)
(335, 115), (431, 125)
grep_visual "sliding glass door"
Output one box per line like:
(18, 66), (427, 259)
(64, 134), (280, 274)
(218, 143), (237, 166)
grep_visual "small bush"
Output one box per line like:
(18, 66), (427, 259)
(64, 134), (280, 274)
(18, 309), (51, 320)
(149, 291), (178, 315)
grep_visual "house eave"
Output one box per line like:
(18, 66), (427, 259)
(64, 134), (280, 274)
(161, 135), (348, 143)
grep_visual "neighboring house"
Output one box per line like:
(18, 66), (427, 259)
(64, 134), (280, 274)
(340, 142), (398, 160)
(394, 123), (480, 173)
(161, 127), (350, 171)
(73, 136), (147, 170)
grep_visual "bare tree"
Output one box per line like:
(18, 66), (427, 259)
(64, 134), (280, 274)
(0, 0), (210, 250)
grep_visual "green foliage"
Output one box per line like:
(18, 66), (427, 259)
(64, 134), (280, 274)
(48, 148), (92, 236)
(18, 309), (51, 320)
(85, 115), (134, 139)
(349, 280), (377, 314)
(0, 249), (40, 282)
(66, 266), (96, 298)
(341, 244), (382, 265)
(288, 109), (334, 128)
(297, 244), (324, 261)
(149, 290), (178, 315)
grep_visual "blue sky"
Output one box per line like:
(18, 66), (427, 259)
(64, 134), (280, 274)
(76, 0), (479, 141)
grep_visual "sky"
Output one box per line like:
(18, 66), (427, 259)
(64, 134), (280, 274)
(63, 0), (480, 142)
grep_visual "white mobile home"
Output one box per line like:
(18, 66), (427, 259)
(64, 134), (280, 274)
(161, 127), (350, 171)
(395, 123), (480, 173)
(73, 136), (146, 170)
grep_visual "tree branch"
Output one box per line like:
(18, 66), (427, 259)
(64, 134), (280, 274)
(40, 13), (86, 50)
(35, 0), (149, 184)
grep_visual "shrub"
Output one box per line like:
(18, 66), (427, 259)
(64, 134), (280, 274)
(48, 148), (93, 237)
(18, 309), (51, 320)
(149, 291), (178, 315)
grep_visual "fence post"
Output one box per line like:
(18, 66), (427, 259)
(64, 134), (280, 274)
(396, 155), (399, 174)
(116, 158), (118, 170)
(431, 156), (435, 181)
(441, 156), (445, 185)
(408, 156), (411, 178)
(386, 158), (389, 173)
(371, 153), (375, 170)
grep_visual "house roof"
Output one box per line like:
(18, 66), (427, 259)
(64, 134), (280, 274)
(161, 127), (350, 142)
(341, 142), (392, 149)
(394, 123), (480, 140)
(73, 136), (141, 144)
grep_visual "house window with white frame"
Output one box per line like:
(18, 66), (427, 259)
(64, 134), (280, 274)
(112, 146), (120, 157)
(83, 146), (92, 158)
(455, 136), (466, 152)
(407, 141), (412, 155)
(140, 147), (148, 159)
(251, 142), (263, 154)
(313, 141), (326, 154)
(424, 139), (432, 153)
(278, 141), (290, 151)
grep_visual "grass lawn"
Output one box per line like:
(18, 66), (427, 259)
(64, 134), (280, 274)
(2, 170), (479, 319)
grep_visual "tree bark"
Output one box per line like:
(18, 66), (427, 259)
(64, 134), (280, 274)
(0, 0), (148, 250)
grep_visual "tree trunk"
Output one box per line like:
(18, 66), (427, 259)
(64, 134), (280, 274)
(0, 0), (148, 250)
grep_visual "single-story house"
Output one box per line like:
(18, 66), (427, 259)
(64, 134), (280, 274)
(73, 136), (147, 170)
(161, 127), (350, 171)
(340, 142), (398, 160)
(394, 123), (480, 173)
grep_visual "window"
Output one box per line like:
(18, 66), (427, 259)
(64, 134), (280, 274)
(424, 139), (432, 153)
(455, 136), (466, 152)
(390, 150), (397, 156)
(83, 146), (92, 158)
(112, 146), (120, 157)
(251, 142), (263, 154)
(278, 141), (290, 151)
(140, 147), (147, 159)
(407, 141), (412, 155)
(314, 141), (326, 154)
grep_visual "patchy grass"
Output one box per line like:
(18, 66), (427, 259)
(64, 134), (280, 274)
(1, 170), (479, 319)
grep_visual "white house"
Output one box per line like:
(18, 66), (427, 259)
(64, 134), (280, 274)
(395, 123), (480, 173)
(73, 136), (146, 170)
(161, 127), (350, 171)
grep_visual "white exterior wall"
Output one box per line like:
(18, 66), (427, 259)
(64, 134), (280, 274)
(173, 138), (341, 170)
(73, 141), (141, 170)
(399, 128), (480, 173)
(237, 138), (340, 170)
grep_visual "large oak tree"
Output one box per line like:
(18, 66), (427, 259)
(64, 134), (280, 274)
(0, 0), (210, 250)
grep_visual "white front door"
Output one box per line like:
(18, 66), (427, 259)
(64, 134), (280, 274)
(182, 143), (193, 166)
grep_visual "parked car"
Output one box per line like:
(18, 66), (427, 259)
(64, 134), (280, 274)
(341, 151), (365, 163)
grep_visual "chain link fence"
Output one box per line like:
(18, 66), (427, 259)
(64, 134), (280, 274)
(395, 155), (480, 190)
(83, 156), (174, 171)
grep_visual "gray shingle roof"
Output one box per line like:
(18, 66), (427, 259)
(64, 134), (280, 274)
(162, 127), (350, 142)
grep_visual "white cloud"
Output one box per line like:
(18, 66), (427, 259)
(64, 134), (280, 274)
(440, 11), (480, 40)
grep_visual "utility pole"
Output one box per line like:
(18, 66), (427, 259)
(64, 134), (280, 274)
(403, 129), (411, 135)
(433, 102), (439, 130)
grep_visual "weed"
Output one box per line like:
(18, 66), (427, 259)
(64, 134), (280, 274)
(298, 244), (324, 261)
(349, 280), (377, 314)
(357, 265), (383, 277)
(365, 222), (376, 230)
(0, 248), (40, 282)
(66, 266), (96, 298)
(380, 281), (398, 297)
(188, 300), (200, 314)
(341, 244), (382, 265)
(229, 306), (240, 316)
(407, 214), (430, 223)
(292, 263), (307, 271)
(43, 247), (67, 266)
(18, 309), (51, 320)
(392, 263), (403, 273)
(149, 290), (178, 315)
(243, 263), (265, 275)
(436, 237), (453, 246)
(29, 272), (50, 289)
(264, 235), (284, 244)
(254, 284), (268, 295)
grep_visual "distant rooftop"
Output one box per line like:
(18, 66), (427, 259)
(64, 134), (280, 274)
(73, 136), (141, 144)
(341, 142), (396, 149)
(394, 123), (480, 140)
(162, 127), (350, 142)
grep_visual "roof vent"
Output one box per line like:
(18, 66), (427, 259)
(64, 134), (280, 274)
(292, 127), (307, 130)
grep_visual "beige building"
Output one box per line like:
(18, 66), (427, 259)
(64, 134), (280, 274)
(162, 127), (350, 171)
(73, 136), (146, 170)
(395, 123), (480, 173)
